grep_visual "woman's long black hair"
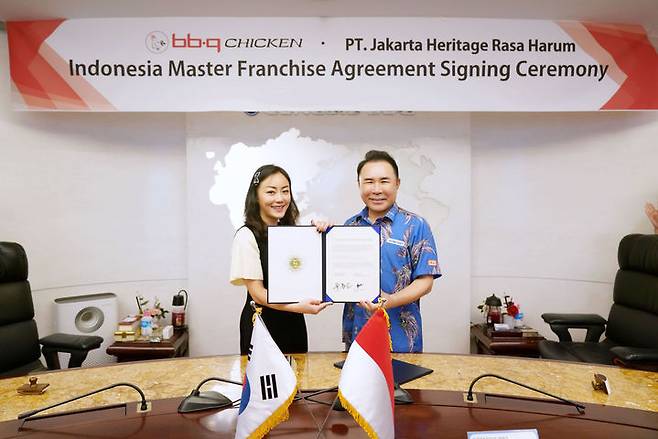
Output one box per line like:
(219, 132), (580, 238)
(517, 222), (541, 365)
(244, 164), (299, 240)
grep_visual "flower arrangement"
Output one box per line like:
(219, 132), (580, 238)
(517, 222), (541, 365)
(506, 301), (520, 318)
(136, 295), (169, 321)
(503, 295), (520, 318)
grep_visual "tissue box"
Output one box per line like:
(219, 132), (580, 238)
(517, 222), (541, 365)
(162, 325), (174, 340)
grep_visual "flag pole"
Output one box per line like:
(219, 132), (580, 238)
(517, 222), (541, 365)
(250, 300), (262, 323)
(315, 392), (341, 439)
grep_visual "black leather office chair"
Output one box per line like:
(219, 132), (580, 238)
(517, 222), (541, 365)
(539, 234), (658, 371)
(0, 242), (104, 378)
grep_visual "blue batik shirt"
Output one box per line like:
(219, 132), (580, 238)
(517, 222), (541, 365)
(342, 203), (441, 352)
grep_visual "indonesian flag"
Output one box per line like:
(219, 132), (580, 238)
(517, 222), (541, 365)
(235, 313), (297, 439)
(338, 308), (395, 439)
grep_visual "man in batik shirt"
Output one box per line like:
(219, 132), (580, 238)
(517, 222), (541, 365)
(342, 150), (441, 352)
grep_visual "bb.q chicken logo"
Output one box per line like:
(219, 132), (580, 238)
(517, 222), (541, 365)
(145, 31), (169, 54)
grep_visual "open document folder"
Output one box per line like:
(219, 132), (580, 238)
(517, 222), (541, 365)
(267, 225), (380, 303)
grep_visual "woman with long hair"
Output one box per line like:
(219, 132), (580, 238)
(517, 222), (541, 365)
(230, 164), (330, 354)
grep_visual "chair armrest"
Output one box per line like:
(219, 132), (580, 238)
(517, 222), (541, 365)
(40, 333), (103, 350)
(541, 313), (607, 326)
(611, 346), (658, 369)
(39, 333), (103, 369)
(540, 313), (607, 342)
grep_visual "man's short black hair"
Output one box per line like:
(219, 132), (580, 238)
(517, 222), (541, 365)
(356, 150), (399, 180)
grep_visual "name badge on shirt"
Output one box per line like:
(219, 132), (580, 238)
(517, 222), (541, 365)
(386, 238), (405, 247)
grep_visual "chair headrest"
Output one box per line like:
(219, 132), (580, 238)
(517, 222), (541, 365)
(618, 234), (658, 276)
(0, 242), (28, 282)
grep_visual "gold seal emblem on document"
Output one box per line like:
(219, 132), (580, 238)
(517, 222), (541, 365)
(289, 257), (302, 271)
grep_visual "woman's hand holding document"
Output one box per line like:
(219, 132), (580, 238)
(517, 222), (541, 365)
(267, 225), (380, 304)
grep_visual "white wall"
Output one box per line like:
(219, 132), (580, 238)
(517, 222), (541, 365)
(1, 1), (657, 33)
(471, 112), (658, 339)
(0, 31), (188, 340)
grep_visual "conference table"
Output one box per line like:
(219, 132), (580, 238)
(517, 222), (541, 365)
(0, 352), (656, 438)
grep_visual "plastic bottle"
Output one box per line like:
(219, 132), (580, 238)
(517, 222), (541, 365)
(140, 310), (153, 337)
(515, 312), (524, 328)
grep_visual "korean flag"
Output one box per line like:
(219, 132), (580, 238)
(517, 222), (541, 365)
(235, 314), (297, 439)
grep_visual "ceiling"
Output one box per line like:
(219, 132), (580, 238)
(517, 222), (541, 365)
(0, 0), (656, 30)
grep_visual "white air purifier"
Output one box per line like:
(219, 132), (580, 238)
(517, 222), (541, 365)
(54, 292), (118, 367)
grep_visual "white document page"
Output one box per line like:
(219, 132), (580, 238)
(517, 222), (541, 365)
(267, 226), (323, 303)
(325, 226), (380, 303)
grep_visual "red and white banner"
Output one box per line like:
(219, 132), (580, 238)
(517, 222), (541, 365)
(6, 18), (658, 111)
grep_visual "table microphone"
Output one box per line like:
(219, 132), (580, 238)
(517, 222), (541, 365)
(18, 382), (150, 423)
(465, 373), (586, 414)
(178, 377), (242, 413)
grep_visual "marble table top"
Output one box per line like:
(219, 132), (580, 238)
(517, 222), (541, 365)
(1, 352), (656, 422)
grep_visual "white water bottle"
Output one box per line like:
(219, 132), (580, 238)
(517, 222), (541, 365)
(140, 310), (153, 337)
(514, 312), (524, 328)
